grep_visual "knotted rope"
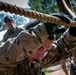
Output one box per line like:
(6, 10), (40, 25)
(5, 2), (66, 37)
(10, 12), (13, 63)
(0, 1), (76, 27)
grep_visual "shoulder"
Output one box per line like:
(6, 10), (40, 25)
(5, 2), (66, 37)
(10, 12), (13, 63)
(16, 27), (25, 31)
(3, 30), (9, 37)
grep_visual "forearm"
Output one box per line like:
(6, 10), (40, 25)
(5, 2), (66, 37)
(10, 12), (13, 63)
(41, 28), (75, 68)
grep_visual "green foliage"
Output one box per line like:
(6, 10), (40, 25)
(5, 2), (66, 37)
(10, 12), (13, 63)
(28, 0), (76, 15)
(28, 0), (59, 14)
(70, 0), (76, 14)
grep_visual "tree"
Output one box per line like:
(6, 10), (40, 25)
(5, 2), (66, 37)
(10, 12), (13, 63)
(70, 0), (76, 14)
(28, 0), (59, 14)
(28, 0), (76, 14)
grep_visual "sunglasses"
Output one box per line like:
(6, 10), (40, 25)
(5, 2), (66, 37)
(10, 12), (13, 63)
(5, 19), (12, 23)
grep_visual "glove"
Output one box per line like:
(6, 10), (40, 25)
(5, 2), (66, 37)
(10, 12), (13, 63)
(51, 12), (71, 24)
(55, 27), (66, 34)
(44, 13), (71, 36)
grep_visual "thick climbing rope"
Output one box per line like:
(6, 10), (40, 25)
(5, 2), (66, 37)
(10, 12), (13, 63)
(56, 0), (73, 18)
(0, 1), (76, 27)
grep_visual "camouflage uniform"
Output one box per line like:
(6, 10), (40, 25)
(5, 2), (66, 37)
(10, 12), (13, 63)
(41, 28), (76, 68)
(0, 13), (72, 75)
(3, 26), (24, 42)
(0, 22), (48, 75)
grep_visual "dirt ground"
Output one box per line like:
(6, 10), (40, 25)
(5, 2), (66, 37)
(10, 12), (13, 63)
(48, 65), (70, 75)
(49, 69), (70, 75)
(44, 60), (71, 75)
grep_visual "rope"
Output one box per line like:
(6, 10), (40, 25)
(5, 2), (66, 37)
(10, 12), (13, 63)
(0, 1), (76, 27)
(56, 0), (73, 18)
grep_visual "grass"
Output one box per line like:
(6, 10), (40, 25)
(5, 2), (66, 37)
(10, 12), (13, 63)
(44, 70), (53, 75)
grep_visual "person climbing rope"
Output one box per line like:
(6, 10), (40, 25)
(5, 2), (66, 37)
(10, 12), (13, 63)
(0, 13), (72, 75)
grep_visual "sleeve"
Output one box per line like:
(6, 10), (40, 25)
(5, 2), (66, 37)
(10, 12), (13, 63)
(0, 22), (49, 66)
(41, 28), (76, 68)
(16, 22), (49, 55)
(16, 27), (25, 34)
(0, 39), (24, 66)
(18, 27), (25, 31)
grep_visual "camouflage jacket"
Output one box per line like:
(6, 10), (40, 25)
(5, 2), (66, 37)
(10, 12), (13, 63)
(3, 26), (24, 42)
(0, 22), (48, 75)
(41, 29), (76, 68)
(0, 58), (45, 75)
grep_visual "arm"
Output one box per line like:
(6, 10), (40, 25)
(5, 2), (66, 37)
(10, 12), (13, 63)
(0, 22), (49, 65)
(41, 26), (76, 68)
(0, 13), (71, 66)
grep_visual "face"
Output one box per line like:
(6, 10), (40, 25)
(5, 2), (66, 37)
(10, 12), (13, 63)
(5, 19), (14, 30)
(42, 38), (54, 49)
(28, 38), (54, 63)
